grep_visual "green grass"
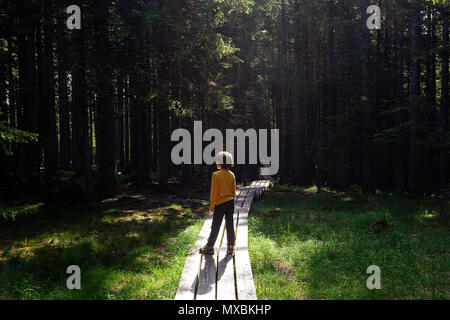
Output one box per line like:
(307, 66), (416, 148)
(248, 185), (450, 300)
(0, 196), (207, 300)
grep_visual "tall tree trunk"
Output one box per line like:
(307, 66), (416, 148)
(151, 93), (158, 171)
(394, 12), (408, 193)
(0, 63), (6, 122)
(440, 12), (449, 188)
(72, 25), (92, 200)
(157, 66), (170, 189)
(291, 0), (305, 185)
(17, 2), (39, 193)
(129, 44), (150, 184)
(408, 2), (420, 193)
(277, 0), (288, 184)
(361, 0), (374, 192)
(39, 14), (58, 184)
(325, 0), (337, 188)
(57, 27), (71, 170)
(426, 6), (436, 108)
(116, 73), (125, 172)
(334, 0), (348, 189)
(124, 74), (130, 173)
(94, 0), (116, 197)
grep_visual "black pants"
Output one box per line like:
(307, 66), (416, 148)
(207, 200), (235, 246)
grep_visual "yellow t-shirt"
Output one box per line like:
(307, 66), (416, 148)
(210, 169), (236, 211)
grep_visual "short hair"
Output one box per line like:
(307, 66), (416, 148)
(215, 151), (234, 169)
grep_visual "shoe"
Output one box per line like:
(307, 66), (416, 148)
(199, 244), (214, 255)
(227, 244), (234, 255)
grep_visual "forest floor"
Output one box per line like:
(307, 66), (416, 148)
(0, 175), (211, 299)
(248, 185), (449, 299)
(0, 178), (448, 299)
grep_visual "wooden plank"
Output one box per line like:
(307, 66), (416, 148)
(196, 251), (218, 300)
(175, 210), (215, 300)
(251, 181), (258, 200)
(235, 188), (247, 208)
(195, 189), (244, 300)
(216, 206), (239, 300)
(255, 180), (263, 199)
(174, 252), (201, 300)
(249, 181), (258, 187)
(241, 188), (255, 211)
(234, 189), (257, 300)
(176, 180), (270, 301)
(216, 246), (235, 300)
(196, 213), (225, 300)
(235, 189), (244, 206)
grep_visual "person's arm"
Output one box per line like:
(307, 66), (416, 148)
(210, 173), (218, 211)
(232, 174), (236, 199)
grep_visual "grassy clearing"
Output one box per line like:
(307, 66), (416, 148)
(248, 185), (449, 300)
(0, 193), (208, 300)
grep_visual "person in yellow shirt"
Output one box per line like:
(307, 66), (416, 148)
(199, 151), (236, 255)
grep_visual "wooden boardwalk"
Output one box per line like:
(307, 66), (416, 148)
(175, 180), (272, 300)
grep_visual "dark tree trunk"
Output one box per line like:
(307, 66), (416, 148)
(291, 0), (305, 185)
(361, 0), (374, 192)
(152, 93), (158, 171)
(57, 27), (71, 170)
(124, 75), (130, 173)
(72, 26), (92, 200)
(17, 2), (40, 192)
(440, 12), (449, 188)
(334, 0), (349, 189)
(325, 0), (337, 188)
(158, 67), (170, 189)
(129, 64), (150, 184)
(38, 15), (58, 184)
(116, 73), (125, 172)
(276, 0), (288, 184)
(93, 0), (116, 197)
(408, 3), (420, 193)
(394, 14), (408, 193)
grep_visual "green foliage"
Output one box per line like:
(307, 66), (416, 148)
(0, 202), (45, 222)
(428, 0), (448, 4)
(0, 111), (38, 157)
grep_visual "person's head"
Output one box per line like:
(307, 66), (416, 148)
(215, 151), (234, 170)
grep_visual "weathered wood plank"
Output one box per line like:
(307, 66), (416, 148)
(216, 206), (239, 300)
(176, 189), (244, 300)
(174, 252), (201, 300)
(175, 210), (214, 300)
(196, 213), (226, 300)
(196, 250), (218, 300)
(235, 247), (257, 300)
(235, 189), (247, 208)
(176, 180), (271, 301)
(255, 180), (263, 199)
(216, 246), (235, 300)
(235, 189), (257, 300)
